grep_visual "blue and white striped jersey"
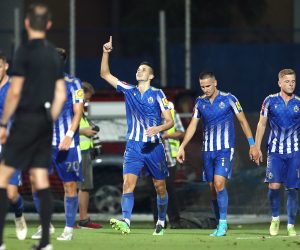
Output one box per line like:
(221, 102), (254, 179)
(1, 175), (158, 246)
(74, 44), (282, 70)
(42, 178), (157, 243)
(193, 91), (243, 151)
(261, 93), (300, 154)
(52, 73), (83, 148)
(0, 78), (10, 122)
(117, 80), (170, 143)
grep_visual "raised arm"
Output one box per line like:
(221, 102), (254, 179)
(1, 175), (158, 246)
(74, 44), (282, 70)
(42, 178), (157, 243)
(176, 117), (199, 163)
(100, 36), (118, 89)
(235, 112), (259, 162)
(255, 115), (268, 164)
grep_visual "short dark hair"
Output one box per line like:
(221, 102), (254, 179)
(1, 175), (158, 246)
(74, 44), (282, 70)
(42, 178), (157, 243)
(0, 51), (7, 62)
(139, 61), (154, 75)
(199, 71), (216, 80)
(26, 2), (51, 31)
(56, 48), (67, 63)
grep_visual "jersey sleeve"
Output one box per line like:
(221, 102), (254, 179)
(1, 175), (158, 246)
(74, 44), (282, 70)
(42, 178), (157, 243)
(192, 98), (202, 119)
(71, 78), (84, 104)
(157, 89), (170, 111)
(260, 96), (270, 117)
(116, 80), (134, 93)
(11, 46), (26, 76)
(228, 94), (243, 114)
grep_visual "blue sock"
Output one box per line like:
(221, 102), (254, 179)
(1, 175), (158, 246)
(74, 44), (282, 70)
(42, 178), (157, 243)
(65, 196), (78, 227)
(287, 189), (298, 225)
(217, 188), (228, 221)
(211, 199), (220, 222)
(268, 189), (280, 217)
(11, 195), (24, 218)
(122, 192), (134, 221)
(32, 192), (40, 214)
(157, 193), (168, 221)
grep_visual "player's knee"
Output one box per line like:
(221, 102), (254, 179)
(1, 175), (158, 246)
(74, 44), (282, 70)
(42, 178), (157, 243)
(214, 181), (225, 192)
(123, 181), (134, 193)
(7, 189), (18, 202)
(64, 182), (78, 196)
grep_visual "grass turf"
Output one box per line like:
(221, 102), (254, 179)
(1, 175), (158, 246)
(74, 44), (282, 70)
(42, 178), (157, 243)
(3, 222), (300, 250)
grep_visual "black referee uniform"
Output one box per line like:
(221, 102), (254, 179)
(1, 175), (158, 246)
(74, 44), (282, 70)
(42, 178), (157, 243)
(1, 39), (63, 170)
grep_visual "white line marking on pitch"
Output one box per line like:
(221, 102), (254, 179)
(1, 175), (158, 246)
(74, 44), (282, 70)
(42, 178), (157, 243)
(236, 235), (298, 240)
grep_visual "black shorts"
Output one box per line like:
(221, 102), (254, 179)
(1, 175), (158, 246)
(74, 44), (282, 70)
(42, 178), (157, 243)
(1, 113), (53, 171)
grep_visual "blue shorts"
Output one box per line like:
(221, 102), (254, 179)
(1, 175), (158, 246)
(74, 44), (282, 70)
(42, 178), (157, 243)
(202, 149), (234, 182)
(265, 151), (300, 188)
(1, 145), (22, 186)
(123, 140), (168, 180)
(9, 170), (22, 186)
(52, 146), (83, 182)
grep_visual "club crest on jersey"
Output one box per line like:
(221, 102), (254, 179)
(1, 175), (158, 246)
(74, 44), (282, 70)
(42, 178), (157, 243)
(274, 104), (278, 109)
(75, 89), (84, 100)
(148, 97), (154, 104)
(219, 102), (225, 109)
(162, 98), (169, 107)
(294, 105), (299, 112)
(266, 171), (273, 180)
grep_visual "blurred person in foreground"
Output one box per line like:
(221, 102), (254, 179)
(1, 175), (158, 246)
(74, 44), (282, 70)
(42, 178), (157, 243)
(100, 36), (173, 235)
(177, 71), (259, 237)
(150, 101), (185, 229)
(0, 2), (66, 250)
(0, 51), (27, 240)
(76, 81), (102, 229)
(255, 69), (300, 237)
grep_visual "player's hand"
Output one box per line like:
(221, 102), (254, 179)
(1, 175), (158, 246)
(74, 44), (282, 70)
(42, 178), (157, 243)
(249, 145), (260, 165)
(255, 150), (263, 166)
(58, 136), (72, 151)
(103, 36), (113, 53)
(146, 126), (160, 137)
(176, 146), (185, 164)
(0, 127), (7, 145)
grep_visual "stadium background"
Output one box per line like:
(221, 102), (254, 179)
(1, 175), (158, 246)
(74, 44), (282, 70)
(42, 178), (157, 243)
(0, 0), (300, 222)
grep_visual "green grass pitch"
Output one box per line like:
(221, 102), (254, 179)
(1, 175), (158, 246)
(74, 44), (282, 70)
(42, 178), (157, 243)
(3, 222), (300, 250)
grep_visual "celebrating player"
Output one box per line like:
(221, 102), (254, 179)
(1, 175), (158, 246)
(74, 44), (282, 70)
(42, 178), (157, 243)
(100, 36), (173, 235)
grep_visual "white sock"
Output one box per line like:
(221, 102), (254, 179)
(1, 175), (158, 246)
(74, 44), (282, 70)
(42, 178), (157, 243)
(124, 218), (130, 226)
(157, 219), (165, 227)
(272, 216), (280, 221)
(64, 226), (73, 233)
(287, 224), (294, 229)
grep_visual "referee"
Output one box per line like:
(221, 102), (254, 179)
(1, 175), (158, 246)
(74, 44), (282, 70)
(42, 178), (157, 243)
(0, 3), (66, 250)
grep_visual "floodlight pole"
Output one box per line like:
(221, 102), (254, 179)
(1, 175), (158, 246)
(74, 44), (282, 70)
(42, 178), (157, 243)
(159, 10), (167, 87)
(14, 8), (21, 52)
(70, 0), (76, 75)
(185, 0), (191, 89)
